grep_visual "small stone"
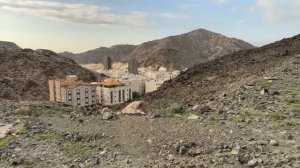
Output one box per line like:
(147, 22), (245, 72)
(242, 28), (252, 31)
(260, 88), (269, 95)
(199, 106), (211, 114)
(150, 113), (161, 119)
(146, 138), (152, 144)
(248, 159), (258, 168)
(287, 134), (294, 140)
(11, 158), (24, 166)
(187, 114), (199, 120)
(237, 153), (250, 164)
(192, 105), (200, 111)
(78, 119), (84, 124)
(231, 147), (240, 155)
(126, 159), (132, 164)
(179, 146), (188, 155)
(102, 112), (113, 120)
(269, 140), (279, 146)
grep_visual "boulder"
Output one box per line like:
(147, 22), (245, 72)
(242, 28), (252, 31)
(102, 112), (114, 120)
(122, 101), (149, 115)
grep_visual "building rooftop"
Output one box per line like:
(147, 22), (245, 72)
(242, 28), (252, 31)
(97, 80), (123, 87)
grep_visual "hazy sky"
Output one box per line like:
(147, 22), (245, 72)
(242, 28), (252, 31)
(0, 0), (299, 53)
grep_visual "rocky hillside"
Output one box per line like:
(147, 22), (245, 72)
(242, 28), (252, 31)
(0, 41), (21, 50)
(61, 29), (254, 70)
(145, 34), (300, 108)
(0, 48), (97, 101)
(131, 29), (254, 70)
(61, 45), (136, 64)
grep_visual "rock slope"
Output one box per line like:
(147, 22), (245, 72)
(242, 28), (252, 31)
(145, 34), (300, 108)
(0, 48), (97, 101)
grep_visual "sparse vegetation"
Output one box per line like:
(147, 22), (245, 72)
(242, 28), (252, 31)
(0, 136), (16, 150)
(36, 130), (59, 141)
(230, 115), (245, 123)
(209, 113), (223, 121)
(61, 142), (95, 157)
(269, 112), (287, 121)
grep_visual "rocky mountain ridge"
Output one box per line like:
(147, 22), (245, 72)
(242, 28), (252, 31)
(62, 29), (255, 70)
(0, 48), (97, 101)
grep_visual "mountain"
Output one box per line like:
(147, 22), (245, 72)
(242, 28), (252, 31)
(130, 29), (255, 70)
(0, 41), (21, 50)
(60, 45), (136, 64)
(61, 29), (254, 70)
(0, 48), (98, 101)
(145, 34), (300, 108)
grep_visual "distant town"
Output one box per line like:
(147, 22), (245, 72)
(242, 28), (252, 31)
(49, 56), (180, 106)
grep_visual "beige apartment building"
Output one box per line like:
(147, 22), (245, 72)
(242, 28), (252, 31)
(61, 83), (97, 107)
(96, 80), (133, 106)
(49, 75), (96, 107)
(48, 75), (82, 102)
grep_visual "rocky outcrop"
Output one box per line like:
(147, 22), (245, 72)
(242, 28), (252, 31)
(145, 34), (300, 108)
(0, 41), (21, 50)
(0, 48), (97, 101)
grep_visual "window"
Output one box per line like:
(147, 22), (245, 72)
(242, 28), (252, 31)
(110, 91), (113, 104)
(129, 89), (132, 99)
(76, 89), (80, 99)
(68, 90), (72, 95)
(119, 90), (121, 102)
(122, 90), (125, 102)
(77, 99), (80, 106)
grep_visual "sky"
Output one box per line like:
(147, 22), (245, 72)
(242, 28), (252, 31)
(0, 0), (299, 53)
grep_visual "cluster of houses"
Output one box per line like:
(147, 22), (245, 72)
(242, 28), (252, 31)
(49, 75), (134, 107)
(49, 66), (180, 107)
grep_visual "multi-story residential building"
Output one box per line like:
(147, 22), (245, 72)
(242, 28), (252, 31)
(96, 80), (132, 106)
(61, 83), (97, 107)
(120, 74), (147, 96)
(103, 56), (112, 70)
(128, 59), (139, 74)
(48, 75), (82, 102)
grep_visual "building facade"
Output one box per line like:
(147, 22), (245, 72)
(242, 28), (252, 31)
(128, 59), (139, 74)
(49, 76), (81, 102)
(103, 56), (112, 70)
(61, 84), (97, 107)
(96, 80), (133, 106)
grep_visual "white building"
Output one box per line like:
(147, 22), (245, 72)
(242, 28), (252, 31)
(61, 83), (97, 107)
(120, 74), (147, 96)
(96, 80), (133, 106)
